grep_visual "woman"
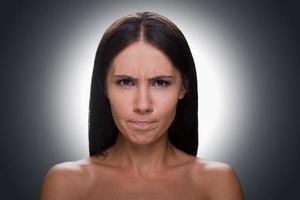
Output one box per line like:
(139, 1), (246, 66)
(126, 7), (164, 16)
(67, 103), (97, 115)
(41, 11), (244, 199)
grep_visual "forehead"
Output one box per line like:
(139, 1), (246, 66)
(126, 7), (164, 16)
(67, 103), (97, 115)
(109, 41), (178, 76)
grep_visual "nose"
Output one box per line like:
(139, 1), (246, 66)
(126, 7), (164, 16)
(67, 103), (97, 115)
(133, 85), (153, 114)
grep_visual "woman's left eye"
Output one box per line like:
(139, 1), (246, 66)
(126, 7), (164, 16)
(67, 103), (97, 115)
(153, 80), (170, 87)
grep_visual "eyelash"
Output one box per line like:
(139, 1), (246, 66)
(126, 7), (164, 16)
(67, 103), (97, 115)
(116, 79), (171, 88)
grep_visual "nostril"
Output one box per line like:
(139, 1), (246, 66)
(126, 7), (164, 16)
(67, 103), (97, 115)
(133, 107), (153, 114)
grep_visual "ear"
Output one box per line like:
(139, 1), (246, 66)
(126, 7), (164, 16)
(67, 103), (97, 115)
(178, 85), (186, 100)
(104, 87), (108, 98)
(103, 78), (110, 99)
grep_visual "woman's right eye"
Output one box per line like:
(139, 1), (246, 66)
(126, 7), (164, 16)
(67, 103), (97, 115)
(116, 79), (134, 87)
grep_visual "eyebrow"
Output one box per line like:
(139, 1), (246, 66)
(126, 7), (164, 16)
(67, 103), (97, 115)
(113, 74), (175, 81)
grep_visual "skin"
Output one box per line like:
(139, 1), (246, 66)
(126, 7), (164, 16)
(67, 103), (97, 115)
(40, 41), (244, 200)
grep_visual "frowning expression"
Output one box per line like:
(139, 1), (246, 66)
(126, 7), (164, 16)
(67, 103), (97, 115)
(105, 41), (186, 144)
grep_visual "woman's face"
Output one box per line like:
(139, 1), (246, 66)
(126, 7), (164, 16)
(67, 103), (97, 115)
(105, 41), (186, 144)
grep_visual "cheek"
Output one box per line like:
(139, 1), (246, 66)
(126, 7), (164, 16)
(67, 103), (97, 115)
(107, 91), (131, 118)
(154, 92), (179, 119)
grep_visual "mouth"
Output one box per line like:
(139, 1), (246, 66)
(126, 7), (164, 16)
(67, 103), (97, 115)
(128, 120), (157, 130)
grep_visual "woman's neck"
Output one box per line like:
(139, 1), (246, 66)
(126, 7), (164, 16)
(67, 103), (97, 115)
(107, 132), (176, 178)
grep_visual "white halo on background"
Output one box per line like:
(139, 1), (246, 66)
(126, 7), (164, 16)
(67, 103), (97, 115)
(46, 3), (252, 160)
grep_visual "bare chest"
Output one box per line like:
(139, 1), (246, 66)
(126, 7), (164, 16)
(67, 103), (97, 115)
(84, 169), (207, 200)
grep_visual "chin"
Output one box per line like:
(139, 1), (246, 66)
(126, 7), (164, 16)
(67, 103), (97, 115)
(129, 131), (164, 145)
(129, 136), (154, 144)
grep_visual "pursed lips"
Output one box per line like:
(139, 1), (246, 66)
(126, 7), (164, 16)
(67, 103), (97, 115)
(129, 120), (156, 124)
(128, 120), (157, 129)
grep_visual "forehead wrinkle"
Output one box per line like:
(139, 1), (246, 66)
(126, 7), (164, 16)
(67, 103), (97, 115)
(111, 58), (176, 79)
(109, 41), (180, 80)
(113, 66), (177, 79)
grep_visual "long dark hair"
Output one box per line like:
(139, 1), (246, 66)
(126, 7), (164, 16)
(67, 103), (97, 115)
(89, 11), (198, 157)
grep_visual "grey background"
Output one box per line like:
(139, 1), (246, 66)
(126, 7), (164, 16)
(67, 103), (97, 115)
(1, 0), (299, 199)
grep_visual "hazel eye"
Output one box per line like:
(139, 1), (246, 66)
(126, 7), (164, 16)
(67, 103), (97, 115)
(153, 80), (170, 87)
(116, 79), (134, 87)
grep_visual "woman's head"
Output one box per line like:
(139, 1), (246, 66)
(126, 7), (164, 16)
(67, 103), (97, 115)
(89, 11), (198, 156)
(105, 40), (186, 145)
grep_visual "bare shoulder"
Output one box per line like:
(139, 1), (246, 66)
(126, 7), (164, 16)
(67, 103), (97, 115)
(191, 157), (244, 200)
(40, 158), (93, 200)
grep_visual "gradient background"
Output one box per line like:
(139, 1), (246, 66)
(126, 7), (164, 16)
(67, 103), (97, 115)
(1, 0), (299, 199)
